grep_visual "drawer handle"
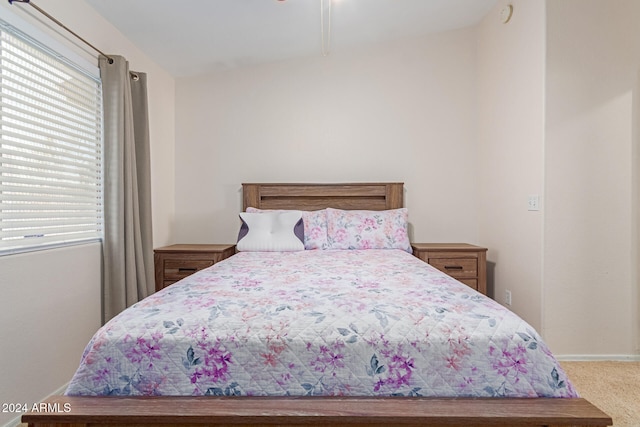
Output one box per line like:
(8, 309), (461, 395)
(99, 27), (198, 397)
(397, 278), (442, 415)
(444, 265), (464, 270)
(178, 267), (198, 273)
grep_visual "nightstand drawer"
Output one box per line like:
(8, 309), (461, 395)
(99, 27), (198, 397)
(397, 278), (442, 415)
(154, 244), (236, 292)
(164, 259), (214, 281)
(411, 243), (487, 295)
(458, 279), (478, 290)
(428, 258), (477, 278)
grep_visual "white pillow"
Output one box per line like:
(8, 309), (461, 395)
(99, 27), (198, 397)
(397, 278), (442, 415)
(236, 211), (305, 252)
(246, 207), (329, 250)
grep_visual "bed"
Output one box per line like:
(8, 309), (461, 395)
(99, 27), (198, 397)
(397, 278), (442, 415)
(23, 182), (611, 427)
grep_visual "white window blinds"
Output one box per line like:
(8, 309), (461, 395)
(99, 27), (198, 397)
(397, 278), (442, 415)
(0, 21), (103, 255)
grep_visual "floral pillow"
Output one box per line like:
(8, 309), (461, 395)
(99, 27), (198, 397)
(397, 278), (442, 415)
(246, 207), (329, 250)
(326, 207), (411, 252)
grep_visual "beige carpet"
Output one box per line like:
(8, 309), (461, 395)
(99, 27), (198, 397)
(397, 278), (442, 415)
(561, 361), (640, 427)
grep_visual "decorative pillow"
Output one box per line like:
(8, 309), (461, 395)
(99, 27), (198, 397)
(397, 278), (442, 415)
(246, 207), (329, 250)
(326, 207), (411, 252)
(236, 211), (305, 252)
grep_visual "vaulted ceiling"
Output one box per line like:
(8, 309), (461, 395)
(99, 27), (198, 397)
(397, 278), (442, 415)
(86, 0), (497, 77)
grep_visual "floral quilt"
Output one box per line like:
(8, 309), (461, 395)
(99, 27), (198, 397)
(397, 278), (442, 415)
(66, 250), (577, 398)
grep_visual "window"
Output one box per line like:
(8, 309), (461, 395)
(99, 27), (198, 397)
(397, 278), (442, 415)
(0, 20), (103, 255)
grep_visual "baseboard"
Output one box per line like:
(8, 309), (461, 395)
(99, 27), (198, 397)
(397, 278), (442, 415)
(1, 383), (69, 427)
(556, 354), (640, 362)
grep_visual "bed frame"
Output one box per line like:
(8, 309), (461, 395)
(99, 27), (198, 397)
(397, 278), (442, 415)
(242, 182), (405, 211)
(23, 183), (612, 427)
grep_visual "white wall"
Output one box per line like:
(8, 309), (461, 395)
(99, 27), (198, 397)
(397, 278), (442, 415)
(0, 244), (101, 426)
(174, 28), (481, 246)
(0, 1), (175, 425)
(477, 0), (640, 357)
(476, 0), (546, 328)
(544, 0), (640, 356)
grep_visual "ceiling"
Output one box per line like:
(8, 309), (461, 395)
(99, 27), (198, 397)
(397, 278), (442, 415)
(85, 0), (498, 77)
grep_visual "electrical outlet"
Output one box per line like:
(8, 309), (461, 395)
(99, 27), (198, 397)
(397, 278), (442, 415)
(528, 195), (540, 211)
(505, 289), (512, 306)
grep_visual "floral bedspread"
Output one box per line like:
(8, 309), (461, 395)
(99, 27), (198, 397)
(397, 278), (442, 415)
(66, 250), (577, 398)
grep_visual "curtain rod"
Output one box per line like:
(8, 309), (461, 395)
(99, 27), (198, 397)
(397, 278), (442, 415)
(8, 0), (114, 64)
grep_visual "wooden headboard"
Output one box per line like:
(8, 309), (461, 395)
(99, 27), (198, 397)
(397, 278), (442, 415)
(242, 183), (404, 211)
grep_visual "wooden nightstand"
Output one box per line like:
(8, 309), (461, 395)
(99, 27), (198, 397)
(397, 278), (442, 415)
(153, 244), (236, 292)
(411, 243), (487, 295)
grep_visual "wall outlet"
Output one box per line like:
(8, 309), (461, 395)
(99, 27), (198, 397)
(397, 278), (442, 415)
(505, 289), (512, 306)
(528, 195), (540, 211)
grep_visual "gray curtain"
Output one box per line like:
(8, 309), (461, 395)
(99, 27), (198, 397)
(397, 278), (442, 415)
(99, 55), (154, 324)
